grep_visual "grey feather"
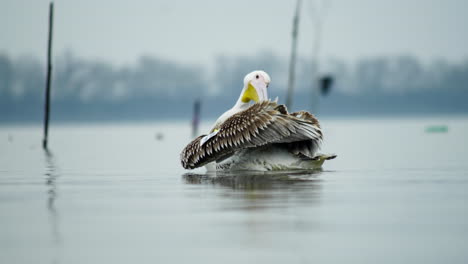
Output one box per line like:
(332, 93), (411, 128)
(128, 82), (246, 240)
(180, 100), (323, 169)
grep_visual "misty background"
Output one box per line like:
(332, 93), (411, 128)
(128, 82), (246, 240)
(1, 0), (468, 123)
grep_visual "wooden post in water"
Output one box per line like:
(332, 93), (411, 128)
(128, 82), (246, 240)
(309, 0), (329, 113)
(285, 0), (302, 110)
(43, 2), (54, 149)
(192, 99), (201, 138)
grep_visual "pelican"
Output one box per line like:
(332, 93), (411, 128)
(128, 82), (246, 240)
(180, 70), (336, 171)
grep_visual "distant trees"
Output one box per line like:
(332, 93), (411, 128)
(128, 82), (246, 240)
(0, 55), (44, 102)
(51, 53), (205, 104)
(1, 51), (467, 122)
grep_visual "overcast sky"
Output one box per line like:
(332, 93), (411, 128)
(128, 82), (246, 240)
(1, 0), (467, 66)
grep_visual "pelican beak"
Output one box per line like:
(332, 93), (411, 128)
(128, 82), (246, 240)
(241, 82), (260, 103)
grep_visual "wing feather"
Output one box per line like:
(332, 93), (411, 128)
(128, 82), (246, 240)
(180, 100), (322, 169)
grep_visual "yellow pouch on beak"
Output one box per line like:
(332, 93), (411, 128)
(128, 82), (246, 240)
(241, 82), (259, 103)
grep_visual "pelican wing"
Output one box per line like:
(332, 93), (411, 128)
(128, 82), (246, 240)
(180, 100), (322, 169)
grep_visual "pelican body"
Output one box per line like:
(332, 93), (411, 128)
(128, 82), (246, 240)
(180, 71), (335, 171)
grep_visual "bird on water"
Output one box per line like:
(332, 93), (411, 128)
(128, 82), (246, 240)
(180, 70), (336, 171)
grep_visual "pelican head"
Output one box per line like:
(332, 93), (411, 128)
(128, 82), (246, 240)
(240, 70), (271, 103)
(211, 70), (271, 132)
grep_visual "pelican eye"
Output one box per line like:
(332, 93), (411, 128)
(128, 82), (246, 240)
(255, 74), (259, 79)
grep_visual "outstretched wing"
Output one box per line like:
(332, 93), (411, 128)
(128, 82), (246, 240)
(180, 100), (322, 169)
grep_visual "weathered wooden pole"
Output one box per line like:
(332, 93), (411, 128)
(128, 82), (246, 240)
(310, 16), (322, 114)
(309, 0), (329, 113)
(43, 2), (54, 149)
(192, 99), (201, 138)
(285, 0), (302, 110)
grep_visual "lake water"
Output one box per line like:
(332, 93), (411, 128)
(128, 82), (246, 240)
(1, 117), (468, 264)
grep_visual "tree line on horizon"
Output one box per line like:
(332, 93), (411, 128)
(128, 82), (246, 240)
(1, 51), (467, 122)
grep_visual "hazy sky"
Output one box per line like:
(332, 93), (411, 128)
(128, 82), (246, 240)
(1, 0), (467, 66)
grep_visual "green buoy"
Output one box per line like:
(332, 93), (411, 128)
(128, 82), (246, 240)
(425, 125), (448, 133)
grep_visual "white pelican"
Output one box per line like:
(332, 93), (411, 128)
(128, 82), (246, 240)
(180, 70), (336, 171)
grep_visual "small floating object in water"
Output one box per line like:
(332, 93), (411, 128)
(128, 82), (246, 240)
(425, 125), (448, 133)
(155, 132), (164, 141)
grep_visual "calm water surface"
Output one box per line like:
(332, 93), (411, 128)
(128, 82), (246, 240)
(1, 117), (468, 263)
